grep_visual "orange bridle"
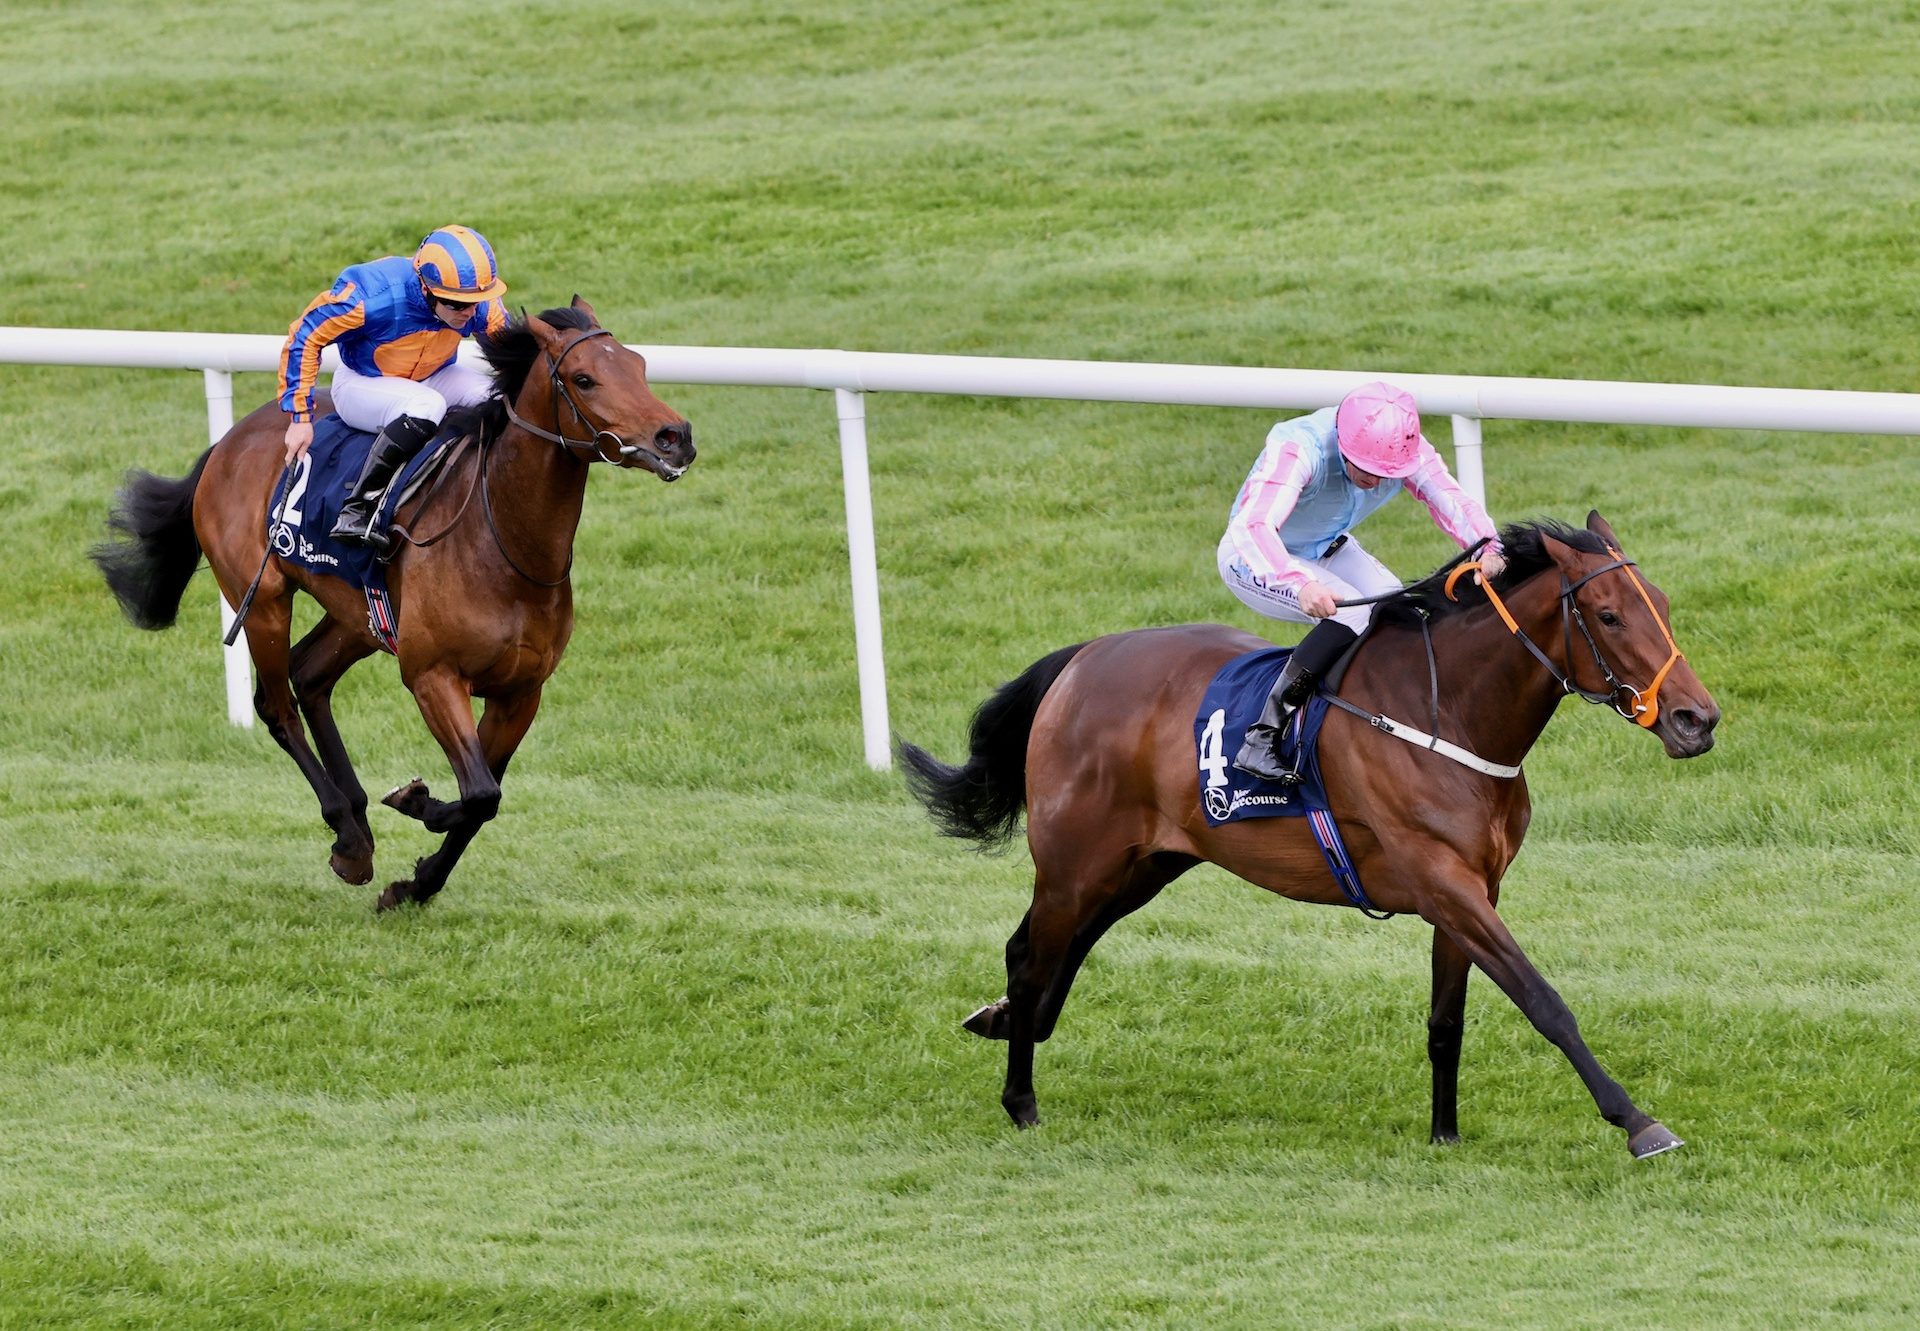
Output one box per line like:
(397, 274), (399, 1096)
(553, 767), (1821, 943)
(1444, 545), (1684, 728)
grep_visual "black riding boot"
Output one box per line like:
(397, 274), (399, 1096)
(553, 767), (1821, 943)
(1231, 619), (1361, 781)
(329, 414), (438, 553)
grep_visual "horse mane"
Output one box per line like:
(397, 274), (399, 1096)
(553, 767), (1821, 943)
(1372, 519), (1613, 628)
(441, 304), (597, 444)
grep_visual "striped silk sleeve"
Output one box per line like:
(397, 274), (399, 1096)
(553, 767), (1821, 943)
(1227, 438), (1316, 594)
(1403, 441), (1499, 553)
(277, 281), (365, 423)
(476, 299), (509, 338)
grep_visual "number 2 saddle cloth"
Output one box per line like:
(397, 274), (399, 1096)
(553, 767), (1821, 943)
(265, 414), (455, 653)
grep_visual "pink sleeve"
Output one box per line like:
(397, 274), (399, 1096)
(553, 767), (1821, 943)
(1404, 441), (1499, 553)
(1228, 439), (1315, 593)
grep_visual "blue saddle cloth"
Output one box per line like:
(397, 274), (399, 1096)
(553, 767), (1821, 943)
(1193, 646), (1388, 917)
(266, 415), (443, 587)
(1194, 647), (1336, 826)
(265, 414), (448, 652)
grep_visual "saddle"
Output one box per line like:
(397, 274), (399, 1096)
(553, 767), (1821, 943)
(267, 415), (466, 650)
(1192, 641), (1390, 916)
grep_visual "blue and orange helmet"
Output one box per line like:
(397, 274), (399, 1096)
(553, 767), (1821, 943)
(413, 225), (507, 303)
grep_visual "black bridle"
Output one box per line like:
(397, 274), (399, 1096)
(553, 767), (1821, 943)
(502, 326), (654, 467)
(484, 327), (623, 585)
(399, 324), (683, 587)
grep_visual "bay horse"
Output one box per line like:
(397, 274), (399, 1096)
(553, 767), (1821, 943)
(93, 298), (693, 911)
(900, 512), (1719, 1159)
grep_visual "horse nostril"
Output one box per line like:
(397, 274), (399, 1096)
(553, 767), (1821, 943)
(1670, 708), (1714, 738)
(656, 421), (692, 456)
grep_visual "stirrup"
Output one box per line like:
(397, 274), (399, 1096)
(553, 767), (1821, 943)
(330, 509), (391, 553)
(1231, 726), (1302, 784)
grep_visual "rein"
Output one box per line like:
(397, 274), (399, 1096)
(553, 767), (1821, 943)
(1322, 547), (1519, 779)
(479, 436), (571, 587)
(1442, 545), (1684, 728)
(386, 436), (482, 552)
(1322, 615), (1522, 780)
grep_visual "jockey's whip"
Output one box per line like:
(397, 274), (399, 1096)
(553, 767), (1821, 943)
(223, 462), (296, 647)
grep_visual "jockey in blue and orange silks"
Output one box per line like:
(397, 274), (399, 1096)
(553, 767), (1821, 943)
(1217, 381), (1507, 780)
(278, 225), (510, 552)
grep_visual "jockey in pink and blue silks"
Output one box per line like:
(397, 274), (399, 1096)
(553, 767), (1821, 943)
(1217, 380), (1507, 781)
(277, 225), (510, 553)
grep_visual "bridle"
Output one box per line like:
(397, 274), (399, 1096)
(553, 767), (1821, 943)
(399, 323), (680, 588)
(1443, 544), (1685, 728)
(484, 326), (634, 586)
(502, 326), (662, 467)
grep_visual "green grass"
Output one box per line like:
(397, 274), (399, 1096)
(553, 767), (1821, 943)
(4, 1), (1919, 1326)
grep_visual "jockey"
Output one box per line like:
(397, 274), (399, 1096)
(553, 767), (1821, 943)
(1216, 380), (1506, 781)
(277, 225), (510, 553)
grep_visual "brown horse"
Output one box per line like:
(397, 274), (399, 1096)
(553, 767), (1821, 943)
(93, 298), (692, 911)
(900, 512), (1719, 1159)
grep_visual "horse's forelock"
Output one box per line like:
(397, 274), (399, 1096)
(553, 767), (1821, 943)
(476, 305), (598, 402)
(455, 305), (604, 446)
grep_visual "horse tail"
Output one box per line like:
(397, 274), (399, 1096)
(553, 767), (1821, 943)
(91, 448), (212, 630)
(898, 641), (1090, 847)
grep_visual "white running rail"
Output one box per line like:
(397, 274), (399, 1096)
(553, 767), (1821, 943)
(9, 325), (1920, 769)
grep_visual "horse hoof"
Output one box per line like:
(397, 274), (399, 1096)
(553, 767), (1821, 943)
(330, 850), (374, 886)
(1003, 1094), (1040, 1129)
(963, 998), (1010, 1040)
(1628, 1122), (1685, 1159)
(382, 778), (429, 818)
(375, 881), (418, 912)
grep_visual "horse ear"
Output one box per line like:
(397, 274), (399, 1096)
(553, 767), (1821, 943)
(570, 293), (598, 326)
(1586, 510), (1621, 548)
(525, 312), (566, 356)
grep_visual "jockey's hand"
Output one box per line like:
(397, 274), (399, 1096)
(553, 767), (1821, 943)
(283, 420), (314, 465)
(1477, 547), (1507, 582)
(1298, 581), (1339, 619)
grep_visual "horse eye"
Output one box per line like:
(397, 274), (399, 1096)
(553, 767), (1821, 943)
(1598, 609), (1622, 627)
(571, 373), (595, 390)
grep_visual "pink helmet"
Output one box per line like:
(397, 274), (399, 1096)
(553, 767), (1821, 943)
(1334, 381), (1424, 478)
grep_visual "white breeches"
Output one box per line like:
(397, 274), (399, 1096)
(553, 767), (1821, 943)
(1217, 533), (1402, 634)
(329, 360), (496, 433)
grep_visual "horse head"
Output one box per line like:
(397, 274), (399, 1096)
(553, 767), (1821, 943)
(1537, 510), (1720, 758)
(518, 296), (695, 481)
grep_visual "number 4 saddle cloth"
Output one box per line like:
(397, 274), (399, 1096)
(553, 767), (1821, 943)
(1193, 646), (1387, 916)
(264, 414), (454, 653)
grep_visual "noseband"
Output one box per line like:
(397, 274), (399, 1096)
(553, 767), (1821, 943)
(501, 327), (656, 467)
(1445, 546), (1685, 728)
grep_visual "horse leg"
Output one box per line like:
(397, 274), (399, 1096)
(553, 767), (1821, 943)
(1421, 874), (1681, 1159)
(996, 829), (1157, 1128)
(1000, 884), (1075, 1128)
(236, 590), (366, 872)
(1428, 929), (1472, 1145)
(968, 852), (1196, 1045)
(1032, 852), (1195, 1041)
(288, 617), (377, 884)
(377, 683), (540, 911)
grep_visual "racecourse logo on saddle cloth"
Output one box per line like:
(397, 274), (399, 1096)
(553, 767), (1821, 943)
(1193, 647), (1389, 917)
(265, 414), (452, 653)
